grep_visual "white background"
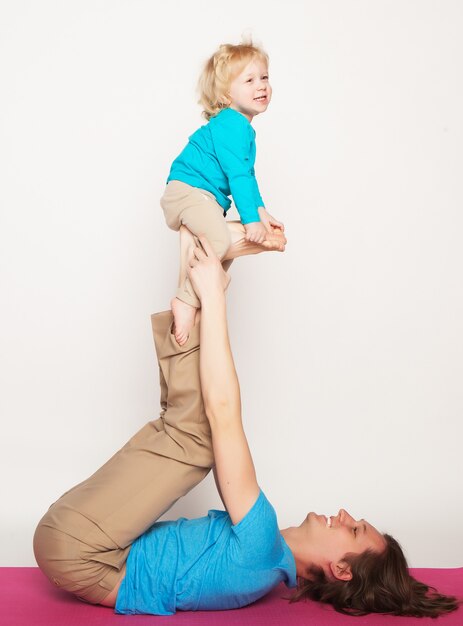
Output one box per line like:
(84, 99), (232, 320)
(1, 0), (462, 568)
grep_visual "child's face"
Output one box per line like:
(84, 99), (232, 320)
(228, 59), (272, 122)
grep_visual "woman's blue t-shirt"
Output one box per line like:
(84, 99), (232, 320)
(115, 490), (297, 615)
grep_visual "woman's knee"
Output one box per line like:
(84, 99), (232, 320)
(33, 517), (80, 584)
(33, 512), (124, 605)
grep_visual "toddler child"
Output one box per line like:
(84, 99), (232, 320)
(161, 39), (285, 345)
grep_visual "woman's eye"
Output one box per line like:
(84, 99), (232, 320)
(353, 527), (358, 536)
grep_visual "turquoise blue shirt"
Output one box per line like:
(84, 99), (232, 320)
(166, 108), (265, 224)
(115, 490), (296, 615)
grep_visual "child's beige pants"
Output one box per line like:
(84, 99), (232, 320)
(160, 180), (232, 308)
(33, 311), (213, 604)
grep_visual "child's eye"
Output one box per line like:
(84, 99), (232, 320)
(353, 527), (358, 536)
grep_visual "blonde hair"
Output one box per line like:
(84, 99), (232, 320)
(197, 38), (269, 121)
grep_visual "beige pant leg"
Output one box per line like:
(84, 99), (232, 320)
(33, 311), (213, 603)
(161, 181), (232, 307)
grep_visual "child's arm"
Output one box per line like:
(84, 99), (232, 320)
(258, 207), (284, 231)
(210, 115), (266, 223)
(244, 207), (285, 244)
(210, 113), (285, 244)
(244, 219), (267, 243)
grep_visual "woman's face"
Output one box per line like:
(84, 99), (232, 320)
(300, 508), (386, 579)
(227, 59), (272, 122)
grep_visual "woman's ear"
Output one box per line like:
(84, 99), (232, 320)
(329, 560), (352, 581)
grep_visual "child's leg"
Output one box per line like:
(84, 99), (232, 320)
(172, 198), (232, 345)
(161, 181), (232, 345)
(33, 311), (213, 605)
(161, 181), (286, 345)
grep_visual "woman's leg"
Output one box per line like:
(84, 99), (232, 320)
(33, 311), (213, 605)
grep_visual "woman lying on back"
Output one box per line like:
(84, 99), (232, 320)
(34, 233), (460, 618)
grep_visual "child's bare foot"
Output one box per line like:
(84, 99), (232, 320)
(171, 297), (196, 346)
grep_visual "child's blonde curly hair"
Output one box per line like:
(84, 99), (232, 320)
(197, 38), (269, 121)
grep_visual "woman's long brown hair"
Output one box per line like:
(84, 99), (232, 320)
(290, 534), (461, 617)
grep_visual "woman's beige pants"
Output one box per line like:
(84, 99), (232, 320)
(33, 311), (213, 604)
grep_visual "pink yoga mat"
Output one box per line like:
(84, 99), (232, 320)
(1, 567), (462, 625)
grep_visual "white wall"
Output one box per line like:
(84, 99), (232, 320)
(1, 0), (462, 568)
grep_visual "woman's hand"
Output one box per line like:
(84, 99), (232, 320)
(187, 236), (230, 301)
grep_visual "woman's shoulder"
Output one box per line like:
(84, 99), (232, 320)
(231, 490), (277, 535)
(224, 491), (291, 570)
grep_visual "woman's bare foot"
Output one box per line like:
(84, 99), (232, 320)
(171, 297), (196, 346)
(223, 222), (286, 260)
(262, 226), (286, 251)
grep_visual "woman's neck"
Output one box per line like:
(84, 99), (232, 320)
(280, 526), (310, 577)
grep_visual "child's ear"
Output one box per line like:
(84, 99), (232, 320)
(219, 94), (231, 107)
(329, 560), (352, 581)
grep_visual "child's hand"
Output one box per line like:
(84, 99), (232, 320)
(258, 207), (285, 232)
(244, 221), (267, 244)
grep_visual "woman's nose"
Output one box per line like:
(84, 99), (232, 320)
(338, 509), (356, 525)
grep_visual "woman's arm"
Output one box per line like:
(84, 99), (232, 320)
(187, 237), (260, 525)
